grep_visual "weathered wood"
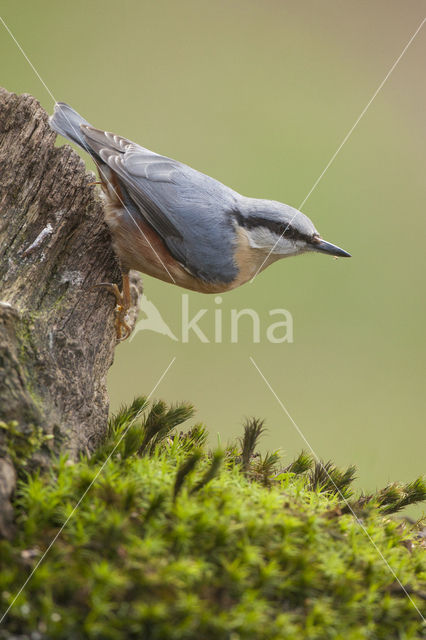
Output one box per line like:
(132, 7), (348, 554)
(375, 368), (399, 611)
(0, 89), (142, 533)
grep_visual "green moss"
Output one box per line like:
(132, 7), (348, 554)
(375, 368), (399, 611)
(15, 312), (46, 415)
(0, 420), (52, 476)
(0, 398), (424, 639)
(16, 311), (38, 354)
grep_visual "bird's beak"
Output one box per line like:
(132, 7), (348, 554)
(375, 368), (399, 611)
(312, 237), (351, 258)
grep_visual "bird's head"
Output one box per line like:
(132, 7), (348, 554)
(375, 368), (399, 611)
(236, 198), (351, 261)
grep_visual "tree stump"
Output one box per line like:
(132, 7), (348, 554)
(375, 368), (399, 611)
(0, 89), (142, 535)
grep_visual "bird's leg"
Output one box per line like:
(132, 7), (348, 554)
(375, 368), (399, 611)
(93, 272), (132, 341)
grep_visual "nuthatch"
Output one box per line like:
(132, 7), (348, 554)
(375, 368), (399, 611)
(49, 103), (350, 339)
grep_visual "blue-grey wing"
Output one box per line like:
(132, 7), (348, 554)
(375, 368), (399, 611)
(81, 125), (240, 283)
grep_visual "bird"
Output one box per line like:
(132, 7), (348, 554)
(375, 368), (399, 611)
(49, 102), (351, 340)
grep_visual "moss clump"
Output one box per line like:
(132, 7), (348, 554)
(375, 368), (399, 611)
(0, 420), (53, 476)
(0, 399), (424, 639)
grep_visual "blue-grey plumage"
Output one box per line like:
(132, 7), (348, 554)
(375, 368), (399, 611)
(49, 102), (350, 337)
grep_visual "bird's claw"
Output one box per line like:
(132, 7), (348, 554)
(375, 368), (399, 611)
(114, 304), (131, 342)
(92, 280), (131, 341)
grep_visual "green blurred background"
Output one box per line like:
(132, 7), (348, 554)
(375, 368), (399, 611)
(2, 1), (425, 506)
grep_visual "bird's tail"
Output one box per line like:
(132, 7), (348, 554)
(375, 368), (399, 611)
(49, 102), (92, 151)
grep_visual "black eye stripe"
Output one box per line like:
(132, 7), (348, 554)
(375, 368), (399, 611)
(233, 211), (309, 242)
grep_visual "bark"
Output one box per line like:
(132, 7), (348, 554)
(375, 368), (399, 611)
(0, 89), (142, 535)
